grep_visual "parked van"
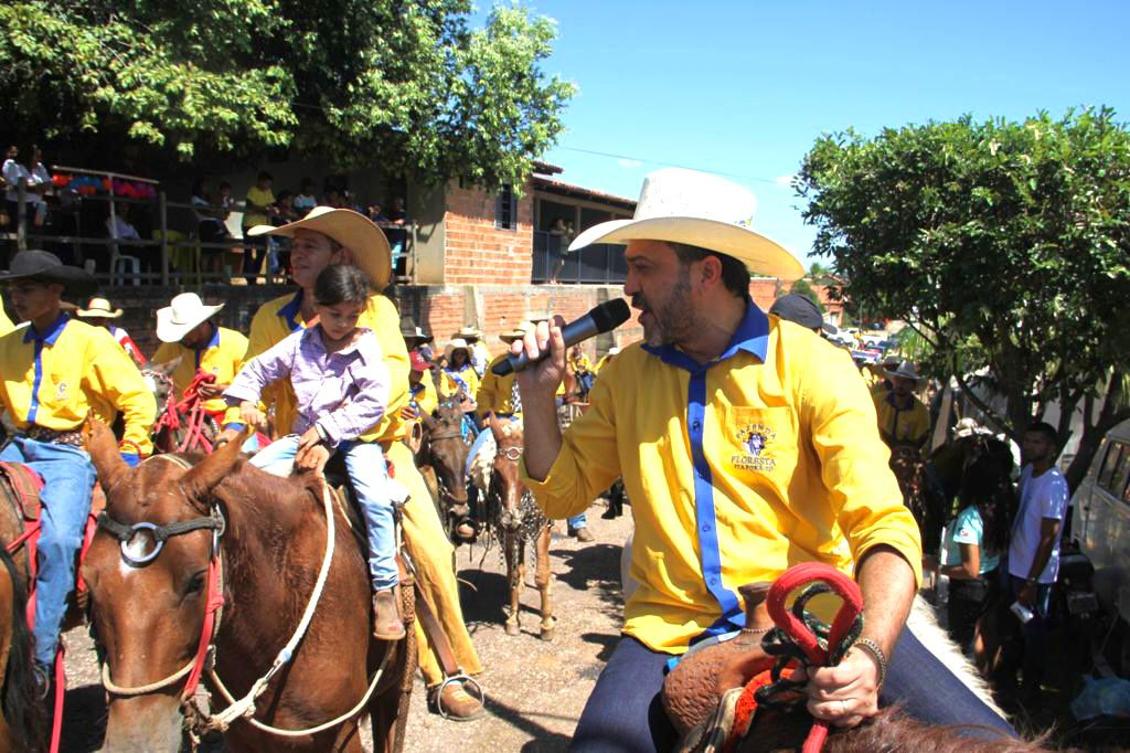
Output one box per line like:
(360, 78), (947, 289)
(1072, 418), (1130, 672)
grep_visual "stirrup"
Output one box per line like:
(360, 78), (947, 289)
(433, 674), (485, 720)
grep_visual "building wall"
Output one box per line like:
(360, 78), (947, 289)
(441, 180), (535, 287)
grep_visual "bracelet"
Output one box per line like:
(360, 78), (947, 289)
(854, 638), (888, 687)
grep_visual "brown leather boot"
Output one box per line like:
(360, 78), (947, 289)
(428, 682), (485, 721)
(372, 588), (406, 641)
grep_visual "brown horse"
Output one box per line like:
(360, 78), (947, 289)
(485, 417), (554, 639)
(0, 547), (41, 753)
(416, 397), (471, 541)
(81, 420), (415, 752)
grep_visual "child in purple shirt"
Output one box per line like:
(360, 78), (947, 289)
(224, 265), (404, 641)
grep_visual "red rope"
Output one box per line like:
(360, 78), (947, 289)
(154, 371), (217, 454)
(182, 551), (224, 699)
(764, 563), (864, 753)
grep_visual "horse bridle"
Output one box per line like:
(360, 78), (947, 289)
(96, 456), (227, 702)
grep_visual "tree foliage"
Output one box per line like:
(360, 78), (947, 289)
(0, 0), (574, 184)
(798, 109), (1130, 487)
(787, 278), (825, 313)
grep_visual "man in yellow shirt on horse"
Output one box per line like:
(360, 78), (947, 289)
(0, 250), (156, 673)
(231, 207), (484, 720)
(873, 360), (931, 452)
(511, 169), (1012, 751)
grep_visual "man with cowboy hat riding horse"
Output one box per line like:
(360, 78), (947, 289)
(874, 359), (931, 452)
(74, 296), (146, 366)
(222, 206), (485, 720)
(511, 169), (1014, 751)
(0, 250), (156, 674)
(152, 292), (249, 426)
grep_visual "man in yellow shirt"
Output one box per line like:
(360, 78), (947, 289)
(873, 360), (931, 451)
(233, 207), (485, 720)
(512, 170), (1011, 750)
(152, 292), (249, 423)
(0, 303), (13, 335)
(242, 171), (276, 284)
(0, 250), (156, 671)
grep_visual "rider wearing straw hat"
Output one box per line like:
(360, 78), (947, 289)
(456, 325), (490, 378)
(438, 338), (480, 407)
(511, 169), (1012, 750)
(152, 292), (249, 422)
(0, 250), (156, 673)
(874, 360), (930, 451)
(228, 206), (485, 720)
(75, 296), (146, 366)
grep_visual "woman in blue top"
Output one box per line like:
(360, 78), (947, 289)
(941, 454), (1013, 649)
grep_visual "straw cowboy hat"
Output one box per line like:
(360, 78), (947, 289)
(76, 297), (124, 319)
(156, 292), (224, 343)
(456, 325), (482, 341)
(247, 206), (391, 288)
(884, 360), (922, 382)
(568, 168), (804, 280)
(499, 321), (535, 343)
(952, 417), (991, 440)
(0, 249), (97, 299)
(444, 338), (472, 362)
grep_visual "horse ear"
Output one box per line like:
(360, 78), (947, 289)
(83, 416), (131, 492)
(151, 355), (183, 378)
(180, 429), (251, 503)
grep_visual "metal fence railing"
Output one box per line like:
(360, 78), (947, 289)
(531, 230), (626, 285)
(1, 170), (418, 287)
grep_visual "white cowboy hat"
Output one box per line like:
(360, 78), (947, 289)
(156, 292), (223, 343)
(444, 338), (472, 361)
(75, 297), (123, 319)
(499, 321), (534, 343)
(456, 325), (482, 341)
(884, 360), (922, 382)
(247, 206), (391, 288)
(568, 168), (804, 280)
(953, 417), (991, 439)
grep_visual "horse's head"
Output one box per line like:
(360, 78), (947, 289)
(82, 418), (245, 752)
(489, 416), (526, 531)
(423, 397), (470, 514)
(141, 357), (181, 405)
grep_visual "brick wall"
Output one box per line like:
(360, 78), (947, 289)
(442, 181), (534, 287)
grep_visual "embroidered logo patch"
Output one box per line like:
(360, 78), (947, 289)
(733, 422), (776, 472)
(55, 381), (68, 401)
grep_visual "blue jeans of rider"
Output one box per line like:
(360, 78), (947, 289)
(249, 435), (398, 589)
(0, 437), (97, 666)
(570, 626), (1016, 753)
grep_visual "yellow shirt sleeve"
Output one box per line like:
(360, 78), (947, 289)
(0, 307), (13, 337)
(415, 377), (438, 417)
(361, 294), (410, 443)
(84, 328), (157, 455)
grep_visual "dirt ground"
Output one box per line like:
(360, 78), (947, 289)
(59, 500), (631, 751)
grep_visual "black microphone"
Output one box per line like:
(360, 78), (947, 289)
(492, 299), (631, 376)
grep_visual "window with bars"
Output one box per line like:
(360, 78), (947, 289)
(495, 184), (517, 230)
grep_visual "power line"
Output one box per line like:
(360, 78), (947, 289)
(554, 145), (793, 187)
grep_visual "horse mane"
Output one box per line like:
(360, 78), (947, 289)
(0, 547), (44, 752)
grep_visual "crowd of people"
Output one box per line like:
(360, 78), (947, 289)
(0, 168), (1086, 750)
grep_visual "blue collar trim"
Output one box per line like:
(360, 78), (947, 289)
(24, 312), (69, 345)
(278, 290), (303, 332)
(641, 298), (769, 371)
(202, 324), (220, 351)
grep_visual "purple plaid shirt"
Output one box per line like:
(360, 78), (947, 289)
(225, 326), (388, 447)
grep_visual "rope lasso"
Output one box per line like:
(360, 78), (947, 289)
(153, 371), (217, 454)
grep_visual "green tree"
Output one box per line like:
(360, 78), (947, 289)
(798, 108), (1130, 490)
(787, 277), (826, 314)
(0, 0), (574, 184)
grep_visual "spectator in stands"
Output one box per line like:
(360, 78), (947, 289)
(367, 202), (389, 224)
(3, 145), (34, 230)
(27, 146), (51, 228)
(191, 178), (231, 275)
(325, 187), (347, 209)
(270, 190), (299, 277)
(547, 217), (570, 284)
(242, 171), (276, 284)
(106, 202), (141, 242)
(386, 198), (409, 275)
(294, 177), (318, 214)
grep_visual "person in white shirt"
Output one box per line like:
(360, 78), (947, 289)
(3, 145), (34, 225)
(1005, 421), (1068, 705)
(106, 203), (141, 241)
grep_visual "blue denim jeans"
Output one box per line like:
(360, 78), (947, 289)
(568, 512), (588, 531)
(571, 627), (1016, 753)
(0, 437), (97, 666)
(249, 436), (398, 589)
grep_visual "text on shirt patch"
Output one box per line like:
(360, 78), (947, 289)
(733, 422), (776, 472)
(55, 382), (68, 401)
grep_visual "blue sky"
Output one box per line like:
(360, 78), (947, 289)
(521, 0), (1130, 266)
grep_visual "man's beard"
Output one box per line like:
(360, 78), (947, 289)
(634, 273), (694, 348)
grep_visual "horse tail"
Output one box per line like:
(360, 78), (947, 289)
(0, 546), (43, 752)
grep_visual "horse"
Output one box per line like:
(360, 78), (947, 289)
(483, 416), (554, 640)
(0, 547), (41, 753)
(416, 397), (472, 542)
(143, 359), (223, 455)
(81, 420), (416, 752)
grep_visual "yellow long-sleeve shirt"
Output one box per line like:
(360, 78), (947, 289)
(521, 306), (921, 654)
(0, 307), (13, 337)
(408, 376), (438, 418)
(152, 326), (248, 416)
(476, 354), (518, 415)
(874, 392), (931, 448)
(0, 315), (156, 454)
(438, 364), (480, 402)
(246, 290), (409, 443)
